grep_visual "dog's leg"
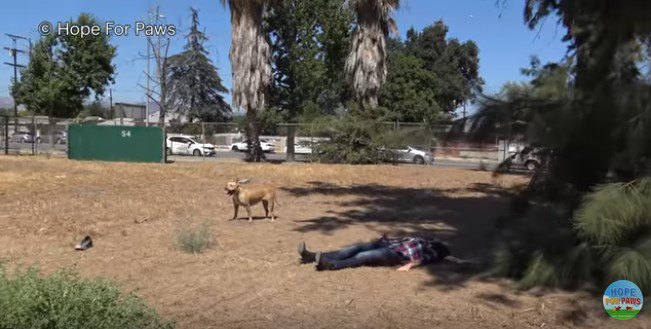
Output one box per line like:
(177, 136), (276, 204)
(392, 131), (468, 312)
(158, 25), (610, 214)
(270, 197), (276, 222)
(231, 203), (239, 220)
(262, 200), (270, 219)
(245, 205), (253, 222)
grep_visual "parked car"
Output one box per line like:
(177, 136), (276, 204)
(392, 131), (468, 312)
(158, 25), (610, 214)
(510, 147), (548, 171)
(389, 146), (434, 165)
(293, 140), (315, 154)
(53, 131), (67, 144)
(36, 130), (68, 144)
(230, 139), (275, 153)
(166, 136), (216, 156)
(9, 131), (41, 143)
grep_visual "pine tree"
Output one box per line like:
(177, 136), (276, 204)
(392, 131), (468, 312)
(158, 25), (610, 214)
(167, 8), (231, 122)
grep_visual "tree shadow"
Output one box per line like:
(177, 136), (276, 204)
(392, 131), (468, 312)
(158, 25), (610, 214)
(282, 181), (520, 290)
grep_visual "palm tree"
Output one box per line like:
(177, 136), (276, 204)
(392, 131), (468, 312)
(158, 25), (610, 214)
(220, 0), (273, 162)
(345, 0), (400, 110)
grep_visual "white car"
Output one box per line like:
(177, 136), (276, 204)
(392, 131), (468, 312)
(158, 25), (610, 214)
(230, 139), (275, 153)
(166, 136), (216, 156)
(293, 140), (315, 154)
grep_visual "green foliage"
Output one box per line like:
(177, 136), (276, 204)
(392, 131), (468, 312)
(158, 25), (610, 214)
(0, 265), (174, 329)
(379, 21), (483, 122)
(575, 180), (651, 245)
(574, 179), (651, 293)
(306, 114), (392, 164)
(236, 110), (282, 136)
(379, 51), (441, 123)
(167, 8), (231, 122)
(13, 14), (116, 118)
(303, 113), (435, 164)
(78, 101), (108, 119)
(375, 126), (436, 150)
(176, 222), (214, 254)
(264, 0), (353, 119)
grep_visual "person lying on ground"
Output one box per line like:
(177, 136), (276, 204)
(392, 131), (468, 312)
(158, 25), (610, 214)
(298, 234), (473, 271)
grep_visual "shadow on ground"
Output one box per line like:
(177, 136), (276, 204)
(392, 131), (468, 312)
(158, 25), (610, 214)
(282, 181), (519, 290)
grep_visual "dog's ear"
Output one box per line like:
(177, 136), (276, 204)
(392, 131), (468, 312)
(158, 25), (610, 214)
(239, 178), (250, 184)
(235, 177), (239, 183)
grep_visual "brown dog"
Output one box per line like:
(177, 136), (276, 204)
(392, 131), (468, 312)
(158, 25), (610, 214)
(225, 178), (278, 222)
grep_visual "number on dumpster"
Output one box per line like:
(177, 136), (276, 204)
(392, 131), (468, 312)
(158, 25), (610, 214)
(121, 130), (131, 138)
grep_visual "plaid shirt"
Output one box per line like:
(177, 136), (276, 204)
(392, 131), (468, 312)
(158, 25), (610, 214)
(383, 236), (434, 263)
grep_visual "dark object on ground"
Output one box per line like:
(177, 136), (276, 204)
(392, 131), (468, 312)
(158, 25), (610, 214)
(75, 236), (93, 251)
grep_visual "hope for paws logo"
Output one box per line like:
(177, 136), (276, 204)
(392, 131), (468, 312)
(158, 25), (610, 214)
(603, 280), (644, 320)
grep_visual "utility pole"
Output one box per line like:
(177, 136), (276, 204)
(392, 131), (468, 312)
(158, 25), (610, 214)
(146, 33), (150, 127)
(462, 101), (467, 119)
(4, 34), (29, 129)
(109, 88), (114, 123)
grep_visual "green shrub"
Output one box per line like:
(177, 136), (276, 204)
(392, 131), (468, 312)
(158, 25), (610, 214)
(493, 178), (651, 295)
(0, 265), (174, 329)
(176, 222), (214, 254)
(306, 114), (391, 164)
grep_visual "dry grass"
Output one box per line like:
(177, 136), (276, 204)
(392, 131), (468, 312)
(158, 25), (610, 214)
(0, 156), (646, 329)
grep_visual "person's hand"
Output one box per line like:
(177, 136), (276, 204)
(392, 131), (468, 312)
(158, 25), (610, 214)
(397, 263), (413, 272)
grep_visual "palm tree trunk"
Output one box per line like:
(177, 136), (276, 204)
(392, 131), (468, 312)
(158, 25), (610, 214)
(245, 107), (265, 162)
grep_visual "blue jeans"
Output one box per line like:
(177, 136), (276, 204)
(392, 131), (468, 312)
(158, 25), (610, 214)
(321, 241), (404, 270)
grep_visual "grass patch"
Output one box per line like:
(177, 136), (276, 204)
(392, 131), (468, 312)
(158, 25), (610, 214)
(606, 309), (640, 320)
(176, 222), (214, 254)
(0, 265), (174, 329)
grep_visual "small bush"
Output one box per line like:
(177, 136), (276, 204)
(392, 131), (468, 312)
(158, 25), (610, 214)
(306, 115), (392, 164)
(176, 222), (214, 254)
(0, 265), (174, 329)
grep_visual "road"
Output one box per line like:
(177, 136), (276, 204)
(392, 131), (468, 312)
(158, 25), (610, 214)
(169, 151), (502, 171)
(1, 141), (67, 153)
(2, 141), (519, 172)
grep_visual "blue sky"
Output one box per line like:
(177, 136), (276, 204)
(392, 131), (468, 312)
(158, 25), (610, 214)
(0, 0), (569, 108)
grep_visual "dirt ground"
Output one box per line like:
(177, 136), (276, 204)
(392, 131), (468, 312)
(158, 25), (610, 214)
(0, 157), (648, 329)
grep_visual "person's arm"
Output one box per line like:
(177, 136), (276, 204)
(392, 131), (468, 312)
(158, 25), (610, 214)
(397, 259), (421, 271)
(396, 239), (424, 272)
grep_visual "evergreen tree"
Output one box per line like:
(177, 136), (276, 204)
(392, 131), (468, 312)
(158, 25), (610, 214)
(167, 8), (231, 122)
(473, 0), (651, 293)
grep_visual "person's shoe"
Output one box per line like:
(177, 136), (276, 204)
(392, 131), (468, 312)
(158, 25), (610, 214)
(75, 236), (93, 251)
(314, 252), (333, 271)
(298, 241), (316, 263)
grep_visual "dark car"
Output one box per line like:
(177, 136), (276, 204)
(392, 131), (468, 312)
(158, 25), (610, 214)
(511, 147), (550, 171)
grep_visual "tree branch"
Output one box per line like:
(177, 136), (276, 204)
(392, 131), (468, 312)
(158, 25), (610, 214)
(137, 83), (161, 98)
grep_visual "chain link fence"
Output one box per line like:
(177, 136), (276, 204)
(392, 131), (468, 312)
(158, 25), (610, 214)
(1, 116), (73, 156)
(0, 116), (501, 162)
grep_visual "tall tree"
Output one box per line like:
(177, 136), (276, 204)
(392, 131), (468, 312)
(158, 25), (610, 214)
(469, 0), (651, 292)
(265, 0), (326, 118)
(403, 21), (483, 113)
(167, 8), (231, 122)
(14, 14), (116, 118)
(378, 21), (483, 123)
(378, 51), (440, 122)
(220, 0), (274, 162)
(345, 0), (400, 111)
(264, 0), (353, 160)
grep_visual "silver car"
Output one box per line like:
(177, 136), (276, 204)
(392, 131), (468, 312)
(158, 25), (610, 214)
(9, 131), (41, 143)
(390, 146), (434, 165)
